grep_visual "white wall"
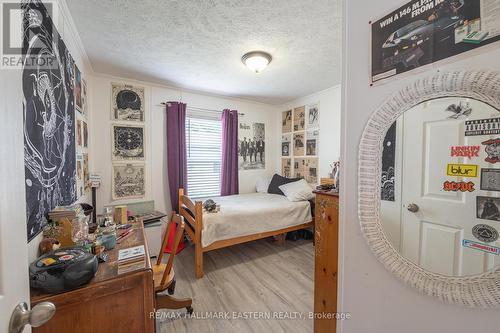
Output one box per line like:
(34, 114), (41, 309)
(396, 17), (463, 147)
(90, 74), (277, 215)
(340, 0), (500, 332)
(27, 0), (93, 261)
(276, 85), (342, 179)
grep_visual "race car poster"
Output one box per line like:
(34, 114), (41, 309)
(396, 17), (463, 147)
(371, 0), (500, 83)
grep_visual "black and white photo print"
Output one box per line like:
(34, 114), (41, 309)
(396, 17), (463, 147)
(238, 122), (265, 170)
(22, 0), (77, 240)
(307, 104), (319, 128)
(481, 169), (500, 192)
(293, 106), (305, 131)
(293, 132), (305, 156)
(282, 110), (292, 133)
(477, 196), (500, 222)
(111, 83), (145, 122)
(281, 134), (291, 157)
(112, 125), (145, 161)
(112, 164), (146, 200)
(306, 130), (319, 156)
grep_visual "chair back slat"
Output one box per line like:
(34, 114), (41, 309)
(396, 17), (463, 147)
(155, 212), (174, 266)
(160, 215), (185, 287)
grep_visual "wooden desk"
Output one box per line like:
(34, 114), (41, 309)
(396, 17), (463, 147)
(313, 190), (339, 333)
(31, 221), (155, 333)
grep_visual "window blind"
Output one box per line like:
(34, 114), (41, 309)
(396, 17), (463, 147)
(186, 111), (222, 199)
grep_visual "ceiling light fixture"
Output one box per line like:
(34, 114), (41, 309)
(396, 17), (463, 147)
(241, 51), (272, 73)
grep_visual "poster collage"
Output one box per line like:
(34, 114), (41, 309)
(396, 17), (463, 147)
(281, 104), (320, 184)
(76, 63), (90, 199)
(110, 83), (146, 200)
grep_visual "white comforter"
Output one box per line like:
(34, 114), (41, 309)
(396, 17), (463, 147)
(201, 193), (312, 248)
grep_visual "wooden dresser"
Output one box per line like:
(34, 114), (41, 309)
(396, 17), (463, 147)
(31, 221), (155, 333)
(313, 190), (339, 333)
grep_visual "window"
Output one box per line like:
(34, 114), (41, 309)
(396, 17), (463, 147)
(186, 110), (222, 199)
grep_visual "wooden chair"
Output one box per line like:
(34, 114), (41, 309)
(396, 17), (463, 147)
(153, 214), (193, 314)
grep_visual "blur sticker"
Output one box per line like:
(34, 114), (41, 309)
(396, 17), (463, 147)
(462, 239), (500, 255)
(446, 164), (478, 177)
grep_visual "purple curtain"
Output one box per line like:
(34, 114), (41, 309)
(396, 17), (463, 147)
(166, 102), (187, 212)
(221, 109), (239, 196)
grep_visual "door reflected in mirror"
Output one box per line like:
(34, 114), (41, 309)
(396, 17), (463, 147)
(380, 97), (500, 277)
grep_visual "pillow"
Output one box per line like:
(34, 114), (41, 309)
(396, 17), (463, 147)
(267, 174), (301, 196)
(255, 177), (270, 193)
(279, 179), (314, 202)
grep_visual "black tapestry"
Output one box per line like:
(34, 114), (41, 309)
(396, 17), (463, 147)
(381, 122), (396, 201)
(22, 0), (77, 241)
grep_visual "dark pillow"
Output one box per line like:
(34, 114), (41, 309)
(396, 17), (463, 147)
(267, 174), (301, 196)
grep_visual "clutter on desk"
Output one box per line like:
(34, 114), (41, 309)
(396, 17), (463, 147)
(133, 210), (167, 224)
(117, 245), (146, 275)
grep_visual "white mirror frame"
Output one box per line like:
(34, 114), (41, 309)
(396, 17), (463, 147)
(358, 70), (500, 308)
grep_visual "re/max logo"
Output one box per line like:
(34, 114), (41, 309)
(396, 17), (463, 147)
(446, 164), (478, 177)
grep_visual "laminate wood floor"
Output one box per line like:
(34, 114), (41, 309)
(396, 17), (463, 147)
(156, 238), (314, 333)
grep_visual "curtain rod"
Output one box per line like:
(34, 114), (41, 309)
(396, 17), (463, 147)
(158, 102), (245, 116)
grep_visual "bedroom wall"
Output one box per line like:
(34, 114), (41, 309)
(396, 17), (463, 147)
(90, 74), (278, 215)
(275, 85), (342, 179)
(26, 0), (94, 262)
(339, 0), (500, 332)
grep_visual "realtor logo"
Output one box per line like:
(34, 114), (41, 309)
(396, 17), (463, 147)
(0, 1), (56, 69)
(446, 164), (478, 177)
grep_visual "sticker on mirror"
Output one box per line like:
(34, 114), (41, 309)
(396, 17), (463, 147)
(450, 146), (480, 158)
(446, 164), (478, 177)
(482, 139), (500, 164)
(462, 239), (500, 255)
(472, 224), (499, 243)
(465, 118), (500, 136)
(442, 181), (475, 192)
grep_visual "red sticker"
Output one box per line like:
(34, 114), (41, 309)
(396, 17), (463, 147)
(482, 139), (500, 164)
(443, 181), (475, 192)
(450, 146), (480, 158)
(59, 254), (74, 261)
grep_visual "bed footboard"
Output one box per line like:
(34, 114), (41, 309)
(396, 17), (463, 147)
(178, 188), (205, 278)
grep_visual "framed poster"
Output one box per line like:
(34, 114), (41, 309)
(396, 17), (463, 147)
(111, 83), (145, 122)
(112, 163), (146, 200)
(112, 124), (145, 161)
(371, 0), (500, 83)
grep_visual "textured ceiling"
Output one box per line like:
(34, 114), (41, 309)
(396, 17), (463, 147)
(66, 0), (342, 104)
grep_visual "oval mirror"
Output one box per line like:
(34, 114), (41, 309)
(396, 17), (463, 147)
(359, 71), (500, 307)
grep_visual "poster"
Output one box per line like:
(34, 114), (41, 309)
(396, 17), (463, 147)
(294, 158), (318, 184)
(306, 130), (319, 156)
(112, 164), (145, 200)
(281, 134), (291, 157)
(282, 158), (292, 178)
(307, 104), (319, 129)
(293, 106), (305, 131)
(293, 132), (305, 156)
(112, 125), (145, 161)
(111, 83), (145, 122)
(371, 0), (500, 83)
(238, 122), (265, 170)
(282, 110), (292, 133)
(381, 122), (396, 201)
(22, 0), (77, 240)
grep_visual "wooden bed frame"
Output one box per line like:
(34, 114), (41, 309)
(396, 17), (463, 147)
(178, 189), (314, 279)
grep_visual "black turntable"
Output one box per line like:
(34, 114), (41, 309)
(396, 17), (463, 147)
(30, 247), (98, 293)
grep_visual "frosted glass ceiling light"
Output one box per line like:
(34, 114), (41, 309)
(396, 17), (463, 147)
(242, 51), (272, 73)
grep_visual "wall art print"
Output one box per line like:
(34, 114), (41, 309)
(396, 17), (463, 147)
(381, 122), (396, 201)
(293, 106), (305, 132)
(112, 124), (145, 161)
(112, 163), (146, 200)
(238, 122), (265, 170)
(111, 83), (145, 122)
(22, 0), (77, 240)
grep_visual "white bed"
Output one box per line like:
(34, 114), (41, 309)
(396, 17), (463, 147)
(178, 189), (314, 278)
(201, 192), (313, 247)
